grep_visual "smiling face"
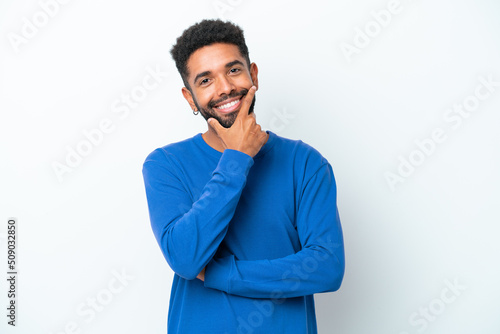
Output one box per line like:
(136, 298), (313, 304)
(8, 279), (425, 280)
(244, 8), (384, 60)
(181, 43), (258, 128)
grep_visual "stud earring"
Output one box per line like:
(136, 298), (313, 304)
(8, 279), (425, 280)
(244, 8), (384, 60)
(193, 109), (199, 115)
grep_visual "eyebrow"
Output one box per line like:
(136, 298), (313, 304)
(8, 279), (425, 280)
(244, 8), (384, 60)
(192, 60), (245, 85)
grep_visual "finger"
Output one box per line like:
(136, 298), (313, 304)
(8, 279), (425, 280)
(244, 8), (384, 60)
(235, 86), (256, 122)
(207, 118), (223, 136)
(258, 130), (268, 144)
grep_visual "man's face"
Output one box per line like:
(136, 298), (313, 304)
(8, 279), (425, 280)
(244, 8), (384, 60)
(182, 43), (258, 128)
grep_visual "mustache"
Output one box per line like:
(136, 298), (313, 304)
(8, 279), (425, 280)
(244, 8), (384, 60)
(208, 88), (249, 108)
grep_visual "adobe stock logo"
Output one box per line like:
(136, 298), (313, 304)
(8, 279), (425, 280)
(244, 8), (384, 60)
(51, 65), (168, 183)
(233, 236), (339, 334)
(339, 0), (403, 63)
(385, 74), (499, 192)
(7, 0), (73, 54)
(266, 107), (295, 133)
(47, 268), (134, 334)
(398, 278), (466, 334)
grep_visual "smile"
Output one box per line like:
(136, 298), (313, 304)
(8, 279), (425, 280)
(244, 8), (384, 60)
(214, 97), (242, 113)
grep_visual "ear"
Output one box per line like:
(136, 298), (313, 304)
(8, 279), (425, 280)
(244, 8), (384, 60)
(182, 87), (197, 111)
(250, 62), (259, 90)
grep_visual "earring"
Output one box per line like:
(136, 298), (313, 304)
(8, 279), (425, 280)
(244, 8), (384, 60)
(193, 109), (199, 115)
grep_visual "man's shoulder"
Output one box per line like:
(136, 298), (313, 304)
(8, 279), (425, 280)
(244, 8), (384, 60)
(271, 132), (328, 166)
(143, 134), (200, 166)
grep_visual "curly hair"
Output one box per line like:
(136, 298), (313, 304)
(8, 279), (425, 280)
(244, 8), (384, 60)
(170, 19), (251, 89)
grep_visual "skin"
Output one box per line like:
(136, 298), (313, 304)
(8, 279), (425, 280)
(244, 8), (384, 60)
(181, 43), (268, 158)
(180, 43), (269, 281)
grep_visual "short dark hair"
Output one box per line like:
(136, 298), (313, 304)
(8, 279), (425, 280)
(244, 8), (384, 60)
(170, 19), (251, 89)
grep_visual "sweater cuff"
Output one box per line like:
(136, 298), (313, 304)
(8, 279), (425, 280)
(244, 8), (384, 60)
(204, 255), (235, 293)
(216, 149), (254, 177)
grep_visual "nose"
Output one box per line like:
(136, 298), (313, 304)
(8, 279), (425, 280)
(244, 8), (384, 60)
(216, 75), (235, 96)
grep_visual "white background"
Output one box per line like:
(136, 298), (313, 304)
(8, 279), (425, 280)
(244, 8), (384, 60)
(1, 0), (499, 333)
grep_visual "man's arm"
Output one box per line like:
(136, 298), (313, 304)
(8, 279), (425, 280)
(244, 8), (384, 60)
(203, 162), (345, 298)
(142, 149), (253, 280)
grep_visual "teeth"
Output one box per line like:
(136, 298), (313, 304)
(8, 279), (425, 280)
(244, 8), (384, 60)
(216, 99), (240, 110)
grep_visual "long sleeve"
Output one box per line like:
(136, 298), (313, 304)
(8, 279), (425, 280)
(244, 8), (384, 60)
(142, 148), (254, 280)
(203, 162), (345, 298)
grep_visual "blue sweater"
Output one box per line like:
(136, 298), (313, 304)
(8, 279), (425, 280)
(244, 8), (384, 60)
(142, 131), (345, 333)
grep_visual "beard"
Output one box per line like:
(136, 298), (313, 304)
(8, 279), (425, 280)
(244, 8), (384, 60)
(193, 88), (256, 128)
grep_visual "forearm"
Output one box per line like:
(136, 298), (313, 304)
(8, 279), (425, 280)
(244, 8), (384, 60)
(204, 217), (344, 298)
(143, 149), (253, 280)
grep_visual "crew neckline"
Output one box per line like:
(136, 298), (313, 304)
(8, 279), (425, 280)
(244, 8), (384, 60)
(194, 130), (276, 159)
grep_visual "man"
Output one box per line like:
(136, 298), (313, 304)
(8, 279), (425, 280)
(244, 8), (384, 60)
(142, 19), (345, 333)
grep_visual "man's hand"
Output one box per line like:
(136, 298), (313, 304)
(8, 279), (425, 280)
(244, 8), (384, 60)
(208, 86), (268, 158)
(197, 267), (205, 282)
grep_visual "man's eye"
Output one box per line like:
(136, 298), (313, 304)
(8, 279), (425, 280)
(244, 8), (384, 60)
(230, 68), (240, 74)
(200, 78), (210, 85)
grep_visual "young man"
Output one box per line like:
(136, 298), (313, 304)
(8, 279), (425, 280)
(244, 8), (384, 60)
(142, 19), (345, 333)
